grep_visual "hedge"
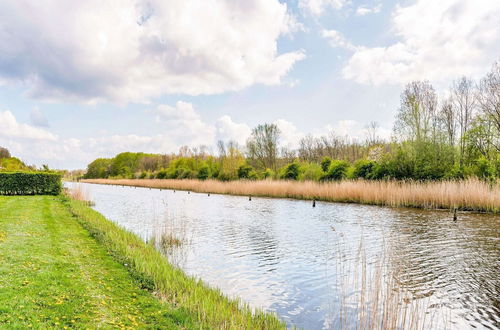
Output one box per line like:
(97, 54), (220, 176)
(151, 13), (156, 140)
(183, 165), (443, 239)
(0, 172), (62, 195)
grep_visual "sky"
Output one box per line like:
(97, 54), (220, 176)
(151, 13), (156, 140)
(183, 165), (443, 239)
(0, 0), (499, 169)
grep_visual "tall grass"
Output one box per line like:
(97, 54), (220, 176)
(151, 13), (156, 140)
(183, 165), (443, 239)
(81, 178), (499, 213)
(336, 240), (435, 330)
(66, 183), (94, 206)
(62, 197), (284, 329)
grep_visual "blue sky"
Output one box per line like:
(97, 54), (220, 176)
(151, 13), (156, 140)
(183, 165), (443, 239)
(0, 0), (499, 169)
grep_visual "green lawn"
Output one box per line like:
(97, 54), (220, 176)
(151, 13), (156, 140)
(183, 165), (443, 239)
(0, 196), (193, 328)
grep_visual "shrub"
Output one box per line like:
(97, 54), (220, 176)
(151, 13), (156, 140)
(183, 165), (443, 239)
(321, 157), (332, 172)
(281, 162), (300, 180)
(322, 160), (350, 181)
(0, 172), (62, 195)
(237, 164), (254, 179)
(155, 169), (168, 179)
(298, 163), (323, 181)
(261, 168), (275, 180)
(352, 159), (377, 179)
(197, 166), (210, 180)
(473, 157), (496, 179)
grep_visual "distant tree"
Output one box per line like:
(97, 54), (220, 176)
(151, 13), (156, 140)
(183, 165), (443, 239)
(364, 121), (381, 146)
(452, 76), (477, 165)
(439, 98), (457, 146)
(246, 123), (280, 170)
(0, 147), (10, 159)
(394, 81), (438, 142)
(84, 158), (112, 178)
(477, 61), (500, 131)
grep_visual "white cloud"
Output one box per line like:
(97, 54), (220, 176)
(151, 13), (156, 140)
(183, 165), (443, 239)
(299, 0), (346, 16)
(0, 110), (56, 140)
(215, 115), (252, 145)
(356, 4), (382, 16)
(0, 0), (305, 104)
(29, 107), (49, 127)
(343, 0), (500, 85)
(322, 29), (357, 50)
(275, 119), (305, 149)
(152, 101), (215, 147)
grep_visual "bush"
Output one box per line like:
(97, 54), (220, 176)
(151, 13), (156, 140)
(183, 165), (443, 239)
(0, 172), (62, 195)
(237, 164), (254, 179)
(261, 168), (275, 180)
(473, 157), (496, 180)
(298, 163), (323, 181)
(197, 165), (210, 180)
(281, 162), (300, 180)
(155, 169), (168, 179)
(321, 157), (332, 172)
(352, 159), (377, 179)
(322, 160), (350, 181)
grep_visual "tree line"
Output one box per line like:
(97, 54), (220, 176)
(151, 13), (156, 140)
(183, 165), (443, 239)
(83, 62), (499, 182)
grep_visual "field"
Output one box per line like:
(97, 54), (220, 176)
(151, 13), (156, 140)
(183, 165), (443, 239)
(0, 195), (283, 329)
(81, 178), (500, 213)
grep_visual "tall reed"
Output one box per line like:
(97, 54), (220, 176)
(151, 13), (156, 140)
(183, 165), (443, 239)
(81, 178), (499, 213)
(66, 183), (94, 206)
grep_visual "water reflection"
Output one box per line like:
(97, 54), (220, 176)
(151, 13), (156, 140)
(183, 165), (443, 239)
(66, 182), (500, 329)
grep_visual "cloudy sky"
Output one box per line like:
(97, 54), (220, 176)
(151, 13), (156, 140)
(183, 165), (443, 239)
(0, 0), (499, 169)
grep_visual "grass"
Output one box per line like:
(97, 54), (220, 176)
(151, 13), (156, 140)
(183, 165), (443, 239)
(0, 195), (193, 328)
(65, 197), (284, 329)
(81, 178), (499, 213)
(0, 195), (284, 329)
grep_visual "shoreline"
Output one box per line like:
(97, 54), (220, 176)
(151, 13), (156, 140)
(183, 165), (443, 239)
(79, 178), (499, 213)
(64, 196), (285, 328)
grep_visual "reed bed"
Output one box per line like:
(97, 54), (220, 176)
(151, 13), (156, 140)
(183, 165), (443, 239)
(81, 178), (499, 213)
(66, 183), (94, 206)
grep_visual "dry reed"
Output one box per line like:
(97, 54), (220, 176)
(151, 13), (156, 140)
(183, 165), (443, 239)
(66, 183), (94, 206)
(81, 178), (499, 213)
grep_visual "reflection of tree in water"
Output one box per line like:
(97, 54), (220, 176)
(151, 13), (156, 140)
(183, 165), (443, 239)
(386, 208), (500, 328)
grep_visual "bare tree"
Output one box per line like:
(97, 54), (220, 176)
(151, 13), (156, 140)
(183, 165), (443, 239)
(440, 98), (457, 146)
(298, 134), (316, 161)
(364, 121), (381, 146)
(246, 124), (280, 170)
(452, 76), (477, 164)
(394, 81), (438, 142)
(477, 61), (500, 131)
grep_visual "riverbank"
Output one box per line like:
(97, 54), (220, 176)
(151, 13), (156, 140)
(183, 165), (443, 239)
(0, 196), (284, 328)
(81, 178), (499, 213)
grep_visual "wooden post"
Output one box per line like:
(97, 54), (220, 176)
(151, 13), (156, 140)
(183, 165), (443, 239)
(208, 193), (210, 196)
(453, 208), (457, 221)
(313, 199), (316, 207)
(249, 195), (252, 201)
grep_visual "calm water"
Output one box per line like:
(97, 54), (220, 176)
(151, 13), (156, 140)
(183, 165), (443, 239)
(66, 182), (500, 329)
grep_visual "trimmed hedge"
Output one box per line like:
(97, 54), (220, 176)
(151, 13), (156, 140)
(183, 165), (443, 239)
(0, 172), (62, 195)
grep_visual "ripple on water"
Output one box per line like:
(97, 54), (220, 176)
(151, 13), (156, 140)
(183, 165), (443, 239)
(66, 182), (500, 330)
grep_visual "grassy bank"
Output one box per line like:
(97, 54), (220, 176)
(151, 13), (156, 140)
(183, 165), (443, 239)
(0, 196), (284, 328)
(81, 178), (499, 213)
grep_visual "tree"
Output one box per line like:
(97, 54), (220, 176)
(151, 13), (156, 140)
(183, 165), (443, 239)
(452, 76), (477, 165)
(394, 81), (438, 142)
(439, 98), (457, 146)
(246, 124), (280, 170)
(477, 61), (500, 131)
(84, 158), (112, 178)
(364, 121), (381, 146)
(0, 147), (10, 159)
